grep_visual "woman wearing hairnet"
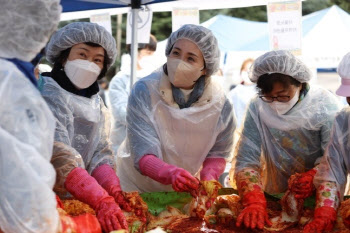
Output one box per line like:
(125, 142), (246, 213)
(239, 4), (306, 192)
(40, 22), (129, 232)
(116, 24), (235, 195)
(299, 53), (350, 233)
(230, 50), (341, 230)
(0, 1), (98, 233)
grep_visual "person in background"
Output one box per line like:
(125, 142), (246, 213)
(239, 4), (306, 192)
(41, 22), (129, 232)
(116, 24), (235, 196)
(98, 77), (110, 108)
(0, 1), (100, 233)
(230, 50), (341, 230)
(109, 34), (157, 154)
(294, 52), (350, 233)
(228, 58), (256, 128)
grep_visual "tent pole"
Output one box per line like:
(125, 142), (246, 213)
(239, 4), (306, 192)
(130, 0), (141, 91)
(116, 14), (123, 74)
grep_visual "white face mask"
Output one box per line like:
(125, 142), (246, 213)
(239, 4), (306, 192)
(64, 59), (101, 89)
(138, 55), (154, 70)
(269, 88), (300, 115)
(167, 58), (204, 89)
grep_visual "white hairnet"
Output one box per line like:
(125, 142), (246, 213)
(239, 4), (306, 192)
(338, 52), (350, 79)
(250, 50), (312, 83)
(46, 22), (117, 68)
(0, 0), (61, 62)
(165, 24), (220, 77)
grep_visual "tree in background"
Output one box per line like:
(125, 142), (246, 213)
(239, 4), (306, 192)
(330, 0), (350, 12)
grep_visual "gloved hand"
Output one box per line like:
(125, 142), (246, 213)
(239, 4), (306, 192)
(303, 206), (337, 233)
(64, 167), (128, 233)
(92, 164), (132, 212)
(236, 190), (272, 230)
(139, 154), (199, 195)
(288, 169), (317, 199)
(200, 157), (226, 181)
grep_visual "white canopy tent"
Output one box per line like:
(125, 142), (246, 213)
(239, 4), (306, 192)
(302, 5), (350, 68)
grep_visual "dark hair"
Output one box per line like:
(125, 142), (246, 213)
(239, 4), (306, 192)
(126, 34), (157, 53)
(52, 42), (110, 80)
(257, 73), (303, 94)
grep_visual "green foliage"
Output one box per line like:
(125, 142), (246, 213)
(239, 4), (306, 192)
(330, 0), (350, 12)
(302, 0), (332, 15)
(151, 11), (172, 41)
(200, 6), (267, 23)
(58, 18), (89, 28)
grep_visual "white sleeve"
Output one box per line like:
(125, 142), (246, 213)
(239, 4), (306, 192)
(109, 74), (129, 126)
(0, 61), (59, 233)
(0, 128), (59, 233)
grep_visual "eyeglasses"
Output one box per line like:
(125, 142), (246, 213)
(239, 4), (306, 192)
(259, 95), (291, 103)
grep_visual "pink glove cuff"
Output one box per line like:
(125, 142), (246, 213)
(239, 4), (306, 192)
(64, 167), (110, 209)
(139, 154), (173, 185)
(200, 157), (226, 181)
(92, 164), (122, 193)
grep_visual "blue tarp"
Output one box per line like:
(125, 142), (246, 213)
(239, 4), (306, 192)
(61, 0), (175, 13)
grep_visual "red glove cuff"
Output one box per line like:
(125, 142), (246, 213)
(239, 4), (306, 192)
(242, 190), (267, 208)
(314, 206), (337, 221)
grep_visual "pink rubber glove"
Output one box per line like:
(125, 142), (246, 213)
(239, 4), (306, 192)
(303, 206), (337, 233)
(236, 190), (272, 230)
(200, 157), (226, 181)
(64, 167), (128, 233)
(92, 164), (132, 212)
(289, 168), (317, 199)
(139, 154), (199, 195)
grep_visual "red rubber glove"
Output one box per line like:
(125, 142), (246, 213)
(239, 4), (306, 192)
(139, 154), (199, 195)
(303, 206), (337, 233)
(92, 164), (132, 212)
(289, 169), (317, 199)
(236, 190), (272, 230)
(64, 167), (128, 233)
(200, 157), (226, 181)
